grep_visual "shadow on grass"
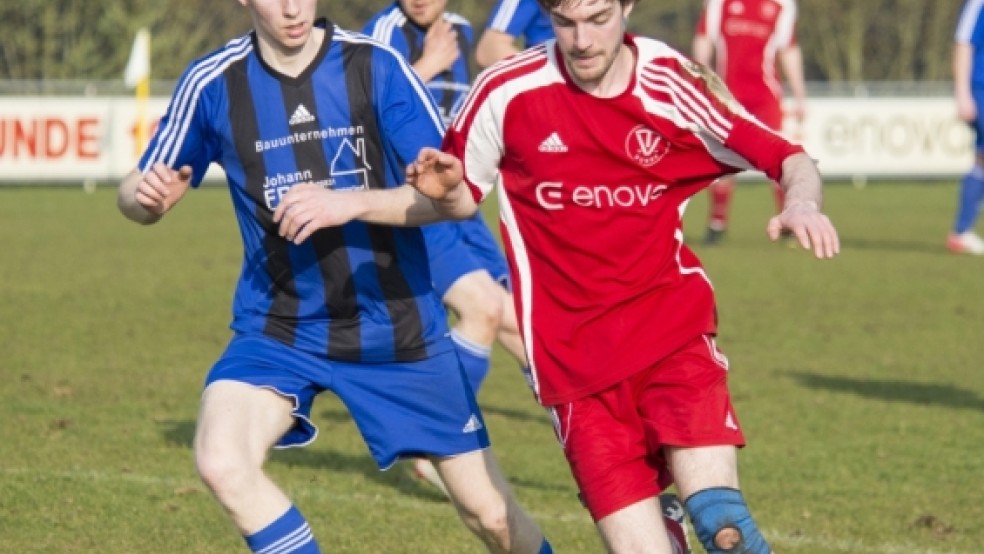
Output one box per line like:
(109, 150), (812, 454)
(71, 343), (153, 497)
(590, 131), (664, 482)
(791, 372), (984, 411)
(157, 401), (565, 503)
(159, 417), (450, 502)
(835, 237), (943, 254)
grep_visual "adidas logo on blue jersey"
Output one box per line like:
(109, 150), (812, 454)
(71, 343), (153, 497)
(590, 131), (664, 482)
(288, 103), (316, 126)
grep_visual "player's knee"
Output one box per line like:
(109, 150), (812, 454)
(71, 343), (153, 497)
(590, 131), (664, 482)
(475, 288), (505, 330)
(461, 299), (503, 337)
(193, 441), (249, 496)
(460, 497), (512, 547)
(684, 487), (771, 554)
(476, 509), (511, 546)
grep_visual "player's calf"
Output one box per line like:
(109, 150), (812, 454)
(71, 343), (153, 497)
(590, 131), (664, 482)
(684, 487), (771, 553)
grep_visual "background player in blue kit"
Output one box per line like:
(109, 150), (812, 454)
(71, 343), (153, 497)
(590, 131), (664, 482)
(950, 0), (984, 255)
(364, 0), (532, 492)
(475, 0), (554, 68)
(116, 0), (552, 552)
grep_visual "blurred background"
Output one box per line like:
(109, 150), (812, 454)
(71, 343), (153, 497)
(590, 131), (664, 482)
(0, 0), (969, 185)
(0, 0), (961, 84)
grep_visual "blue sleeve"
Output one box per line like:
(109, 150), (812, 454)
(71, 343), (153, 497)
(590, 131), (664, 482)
(485, 0), (553, 46)
(957, 0), (984, 46)
(373, 49), (446, 182)
(138, 60), (220, 187)
(364, 10), (417, 66)
(486, 0), (537, 36)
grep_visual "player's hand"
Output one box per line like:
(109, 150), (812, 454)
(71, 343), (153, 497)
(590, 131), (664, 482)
(134, 162), (192, 215)
(956, 92), (977, 123)
(419, 18), (460, 78)
(766, 200), (840, 259)
(406, 147), (464, 201)
(273, 183), (363, 245)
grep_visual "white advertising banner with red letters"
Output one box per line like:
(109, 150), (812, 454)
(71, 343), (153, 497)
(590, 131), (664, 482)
(0, 95), (974, 183)
(0, 96), (224, 183)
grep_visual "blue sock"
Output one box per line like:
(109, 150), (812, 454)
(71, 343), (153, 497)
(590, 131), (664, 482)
(450, 330), (491, 392)
(954, 168), (984, 233)
(244, 505), (320, 554)
(538, 538), (554, 553)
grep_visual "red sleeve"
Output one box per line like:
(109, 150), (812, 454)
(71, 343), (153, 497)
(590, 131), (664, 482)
(724, 117), (805, 182)
(440, 128), (485, 204)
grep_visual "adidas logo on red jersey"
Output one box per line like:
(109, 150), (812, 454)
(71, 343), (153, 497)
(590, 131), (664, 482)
(538, 132), (568, 153)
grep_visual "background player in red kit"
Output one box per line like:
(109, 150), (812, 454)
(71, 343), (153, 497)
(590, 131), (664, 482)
(693, 0), (807, 245)
(273, 0), (839, 551)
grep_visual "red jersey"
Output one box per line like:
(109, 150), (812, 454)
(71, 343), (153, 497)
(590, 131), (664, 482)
(444, 35), (802, 405)
(695, 0), (797, 110)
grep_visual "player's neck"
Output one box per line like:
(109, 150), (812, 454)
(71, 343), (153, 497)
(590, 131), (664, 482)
(574, 43), (635, 99)
(258, 27), (325, 78)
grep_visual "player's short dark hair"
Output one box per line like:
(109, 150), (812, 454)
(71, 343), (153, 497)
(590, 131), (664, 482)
(536, 0), (637, 12)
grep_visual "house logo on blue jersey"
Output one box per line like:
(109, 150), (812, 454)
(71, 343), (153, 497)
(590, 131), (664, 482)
(288, 103), (316, 126)
(330, 137), (370, 190)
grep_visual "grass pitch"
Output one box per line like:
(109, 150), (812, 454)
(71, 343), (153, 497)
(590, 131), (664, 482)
(0, 180), (982, 553)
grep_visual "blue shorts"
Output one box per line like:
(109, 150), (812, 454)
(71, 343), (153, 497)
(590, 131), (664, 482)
(204, 334), (490, 469)
(424, 212), (511, 298)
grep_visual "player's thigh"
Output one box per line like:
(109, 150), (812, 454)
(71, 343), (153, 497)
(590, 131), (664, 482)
(195, 380), (296, 461)
(196, 334), (327, 458)
(442, 269), (503, 321)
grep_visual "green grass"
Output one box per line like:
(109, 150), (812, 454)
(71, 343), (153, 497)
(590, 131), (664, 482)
(1, 180), (982, 553)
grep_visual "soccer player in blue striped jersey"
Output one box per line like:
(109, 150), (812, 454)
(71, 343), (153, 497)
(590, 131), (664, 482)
(364, 0), (534, 493)
(117, 1), (551, 552)
(475, 0), (554, 68)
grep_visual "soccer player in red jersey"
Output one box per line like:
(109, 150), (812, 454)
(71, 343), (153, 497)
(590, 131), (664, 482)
(693, 0), (807, 245)
(275, 0), (839, 551)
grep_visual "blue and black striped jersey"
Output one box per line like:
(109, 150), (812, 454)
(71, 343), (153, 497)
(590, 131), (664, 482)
(363, 2), (475, 125)
(139, 19), (452, 363)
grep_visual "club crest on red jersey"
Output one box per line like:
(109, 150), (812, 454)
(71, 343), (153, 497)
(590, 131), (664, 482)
(625, 125), (669, 167)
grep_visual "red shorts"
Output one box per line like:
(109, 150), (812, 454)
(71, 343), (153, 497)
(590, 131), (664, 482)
(548, 335), (746, 521)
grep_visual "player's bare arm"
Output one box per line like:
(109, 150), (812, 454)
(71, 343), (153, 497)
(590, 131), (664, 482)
(954, 42), (977, 123)
(767, 152), (840, 259)
(117, 162), (192, 225)
(273, 148), (473, 245)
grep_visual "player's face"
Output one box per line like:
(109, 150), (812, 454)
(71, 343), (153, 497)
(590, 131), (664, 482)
(399, 0), (448, 27)
(241, 0), (319, 52)
(549, 0), (634, 91)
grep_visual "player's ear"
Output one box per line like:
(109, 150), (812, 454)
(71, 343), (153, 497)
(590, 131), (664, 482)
(621, 0), (636, 20)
